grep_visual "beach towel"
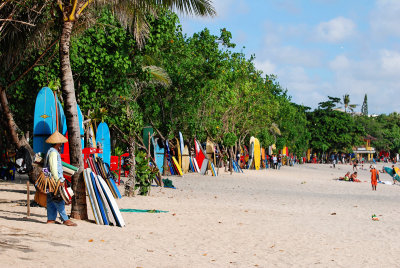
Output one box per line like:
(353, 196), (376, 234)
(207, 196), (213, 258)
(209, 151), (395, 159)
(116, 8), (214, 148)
(120, 209), (168, 213)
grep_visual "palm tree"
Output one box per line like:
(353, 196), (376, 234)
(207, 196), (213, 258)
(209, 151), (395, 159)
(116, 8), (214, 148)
(1, 0), (54, 155)
(57, 0), (215, 219)
(342, 94), (358, 113)
(269, 123), (281, 145)
(343, 94), (350, 112)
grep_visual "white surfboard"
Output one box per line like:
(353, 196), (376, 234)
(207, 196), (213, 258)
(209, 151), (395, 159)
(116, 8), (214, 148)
(193, 157), (200, 173)
(92, 171), (115, 226)
(97, 174), (126, 227)
(84, 169), (102, 225)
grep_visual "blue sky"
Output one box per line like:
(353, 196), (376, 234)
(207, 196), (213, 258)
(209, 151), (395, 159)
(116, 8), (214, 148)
(178, 0), (400, 114)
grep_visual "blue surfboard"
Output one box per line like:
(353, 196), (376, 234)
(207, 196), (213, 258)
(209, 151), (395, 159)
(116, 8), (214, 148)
(33, 87), (58, 153)
(153, 137), (164, 174)
(96, 122), (111, 166)
(165, 140), (175, 175)
(77, 105), (84, 149)
(90, 171), (109, 225)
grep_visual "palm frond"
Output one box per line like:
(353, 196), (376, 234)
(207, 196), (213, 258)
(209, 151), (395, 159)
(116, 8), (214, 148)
(157, 0), (216, 17)
(143, 65), (172, 87)
(95, 0), (215, 48)
(0, 0), (55, 73)
(269, 123), (281, 136)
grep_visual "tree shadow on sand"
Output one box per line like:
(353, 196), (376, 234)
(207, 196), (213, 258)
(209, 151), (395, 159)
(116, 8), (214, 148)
(0, 209), (45, 219)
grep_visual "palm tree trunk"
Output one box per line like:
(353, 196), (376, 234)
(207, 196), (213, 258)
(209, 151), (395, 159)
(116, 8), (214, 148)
(0, 87), (33, 155)
(59, 21), (87, 220)
(125, 138), (136, 196)
(128, 138), (136, 180)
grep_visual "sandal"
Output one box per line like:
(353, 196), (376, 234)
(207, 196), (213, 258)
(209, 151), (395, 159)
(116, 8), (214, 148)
(63, 220), (77, 226)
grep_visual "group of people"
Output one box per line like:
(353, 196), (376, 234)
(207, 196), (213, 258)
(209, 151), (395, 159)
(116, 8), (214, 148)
(339, 165), (380, 191)
(339, 171), (360, 182)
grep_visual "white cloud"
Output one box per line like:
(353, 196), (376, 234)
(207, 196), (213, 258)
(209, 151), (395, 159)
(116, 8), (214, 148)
(329, 54), (350, 70)
(257, 22), (322, 68)
(380, 50), (400, 75)
(254, 60), (276, 75)
(370, 0), (400, 38)
(324, 50), (400, 114)
(315, 17), (356, 43)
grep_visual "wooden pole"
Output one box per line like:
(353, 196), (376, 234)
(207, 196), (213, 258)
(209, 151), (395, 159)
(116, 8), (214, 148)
(26, 181), (30, 217)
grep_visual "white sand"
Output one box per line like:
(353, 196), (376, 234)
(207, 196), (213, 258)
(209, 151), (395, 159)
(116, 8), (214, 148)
(1, 163), (399, 267)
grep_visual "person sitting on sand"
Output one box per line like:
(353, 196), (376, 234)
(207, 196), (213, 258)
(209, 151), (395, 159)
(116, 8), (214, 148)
(350, 172), (361, 182)
(339, 172), (351, 181)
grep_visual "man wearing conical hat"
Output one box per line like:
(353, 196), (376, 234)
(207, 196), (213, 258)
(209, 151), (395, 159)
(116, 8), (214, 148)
(44, 131), (77, 226)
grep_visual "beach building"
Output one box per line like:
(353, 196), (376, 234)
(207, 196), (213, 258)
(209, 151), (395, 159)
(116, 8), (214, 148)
(353, 135), (376, 161)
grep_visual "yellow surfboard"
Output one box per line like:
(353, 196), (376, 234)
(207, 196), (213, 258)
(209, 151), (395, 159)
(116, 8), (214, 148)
(172, 156), (183, 176)
(175, 138), (181, 167)
(254, 138), (261, 170)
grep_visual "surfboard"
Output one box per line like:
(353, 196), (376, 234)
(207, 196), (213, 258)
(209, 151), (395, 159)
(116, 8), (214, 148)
(254, 138), (261, 170)
(95, 158), (117, 198)
(172, 156), (183, 176)
(57, 100), (67, 136)
(179, 132), (184, 158)
(209, 161), (217, 176)
(33, 87), (57, 153)
(90, 171), (109, 225)
(182, 145), (190, 173)
(96, 122), (111, 166)
(200, 158), (209, 175)
(84, 169), (103, 225)
(194, 139), (205, 169)
(189, 156), (194, 172)
(92, 171), (115, 226)
(193, 158), (200, 173)
(384, 167), (394, 176)
(248, 137), (255, 169)
(77, 105), (84, 149)
(165, 140), (175, 175)
(175, 138), (182, 167)
(103, 162), (122, 199)
(97, 174), (125, 227)
(206, 139), (215, 164)
(153, 138), (164, 174)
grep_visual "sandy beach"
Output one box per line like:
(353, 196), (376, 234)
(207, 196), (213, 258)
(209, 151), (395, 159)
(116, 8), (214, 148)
(1, 163), (399, 267)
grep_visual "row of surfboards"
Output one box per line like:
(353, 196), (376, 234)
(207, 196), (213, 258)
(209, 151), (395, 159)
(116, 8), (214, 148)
(33, 87), (111, 166)
(150, 133), (217, 176)
(151, 134), (263, 176)
(84, 156), (124, 226)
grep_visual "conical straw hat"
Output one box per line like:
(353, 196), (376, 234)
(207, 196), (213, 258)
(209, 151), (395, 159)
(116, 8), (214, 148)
(46, 131), (68, 144)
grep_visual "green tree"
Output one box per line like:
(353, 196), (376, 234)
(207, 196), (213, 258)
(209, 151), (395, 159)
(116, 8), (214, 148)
(55, 0), (215, 219)
(361, 94), (368, 116)
(307, 99), (364, 155)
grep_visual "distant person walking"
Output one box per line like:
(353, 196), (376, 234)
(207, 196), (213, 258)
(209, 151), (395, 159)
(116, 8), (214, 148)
(353, 159), (358, 171)
(273, 155), (277, 169)
(370, 166), (379, 191)
(277, 155), (282, 170)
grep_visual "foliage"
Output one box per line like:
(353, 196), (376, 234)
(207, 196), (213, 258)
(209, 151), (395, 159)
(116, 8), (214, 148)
(134, 150), (157, 195)
(361, 94), (368, 116)
(223, 132), (237, 147)
(307, 101), (364, 153)
(355, 113), (400, 154)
